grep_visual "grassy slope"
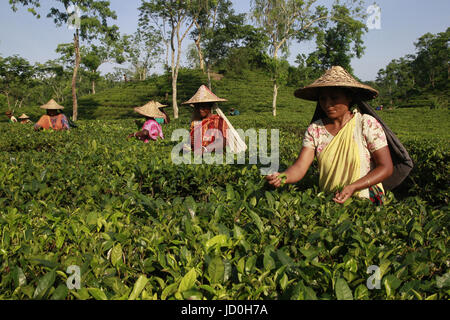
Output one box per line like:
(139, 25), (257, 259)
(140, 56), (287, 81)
(1, 69), (449, 141)
(73, 69), (317, 123)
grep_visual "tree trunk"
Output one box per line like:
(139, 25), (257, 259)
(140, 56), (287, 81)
(170, 25), (178, 119)
(389, 85), (393, 106)
(272, 48), (279, 117)
(195, 37), (205, 72)
(207, 63), (212, 90)
(165, 40), (170, 69)
(172, 36), (183, 120)
(172, 72), (178, 119)
(5, 91), (11, 110)
(92, 80), (96, 95)
(273, 82), (278, 117)
(72, 29), (81, 121)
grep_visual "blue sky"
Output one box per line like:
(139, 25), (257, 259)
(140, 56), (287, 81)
(0, 0), (448, 81)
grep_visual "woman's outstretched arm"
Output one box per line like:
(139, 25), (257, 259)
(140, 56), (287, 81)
(266, 147), (315, 188)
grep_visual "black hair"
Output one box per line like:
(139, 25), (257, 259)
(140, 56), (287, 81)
(194, 102), (214, 109)
(314, 87), (362, 121)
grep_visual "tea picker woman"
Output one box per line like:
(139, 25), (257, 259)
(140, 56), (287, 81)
(5, 110), (18, 123)
(134, 101), (170, 129)
(18, 114), (32, 124)
(34, 99), (70, 131)
(266, 66), (413, 205)
(155, 102), (170, 125)
(127, 101), (165, 143)
(182, 85), (246, 155)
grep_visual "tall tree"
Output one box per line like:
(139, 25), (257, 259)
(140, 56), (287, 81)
(306, 4), (367, 74)
(0, 55), (35, 109)
(376, 58), (415, 106)
(193, 0), (257, 89)
(82, 42), (126, 94)
(139, 0), (205, 119)
(414, 28), (449, 90)
(122, 27), (163, 81)
(35, 59), (71, 104)
(9, 0), (119, 121)
(251, 0), (365, 116)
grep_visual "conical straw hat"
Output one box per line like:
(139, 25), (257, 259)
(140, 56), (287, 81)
(18, 114), (30, 119)
(40, 99), (64, 110)
(134, 101), (166, 118)
(182, 85), (228, 105)
(294, 66), (378, 101)
(155, 101), (168, 108)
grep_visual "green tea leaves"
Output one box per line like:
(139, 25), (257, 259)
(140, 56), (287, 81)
(335, 278), (353, 300)
(33, 270), (56, 300)
(110, 244), (123, 267)
(129, 275), (149, 300)
(178, 268), (197, 293)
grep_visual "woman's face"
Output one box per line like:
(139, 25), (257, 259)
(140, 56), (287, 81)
(196, 104), (212, 119)
(318, 88), (352, 119)
(47, 110), (58, 117)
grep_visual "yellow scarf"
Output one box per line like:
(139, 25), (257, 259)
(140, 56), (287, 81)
(318, 116), (361, 195)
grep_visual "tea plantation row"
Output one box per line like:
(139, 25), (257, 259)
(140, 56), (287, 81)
(0, 113), (448, 300)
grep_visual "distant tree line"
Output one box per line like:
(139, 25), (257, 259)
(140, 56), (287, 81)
(2, 1), (448, 116)
(372, 28), (449, 108)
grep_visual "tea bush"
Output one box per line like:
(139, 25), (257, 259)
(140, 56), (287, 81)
(0, 111), (448, 300)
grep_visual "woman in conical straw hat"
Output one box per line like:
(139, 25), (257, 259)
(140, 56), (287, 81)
(266, 66), (409, 206)
(154, 101), (171, 125)
(128, 101), (166, 143)
(18, 114), (32, 124)
(34, 99), (70, 131)
(134, 101), (170, 129)
(5, 110), (18, 123)
(182, 85), (246, 155)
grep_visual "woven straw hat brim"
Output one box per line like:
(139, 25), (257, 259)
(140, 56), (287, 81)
(19, 114), (30, 119)
(294, 66), (378, 101)
(154, 101), (168, 108)
(40, 99), (64, 110)
(182, 85), (228, 105)
(134, 101), (166, 118)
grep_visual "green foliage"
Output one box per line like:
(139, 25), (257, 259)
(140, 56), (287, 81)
(0, 55), (37, 109)
(0, 94), (7, 109)
(305, 4), (368, 74)
(376, 28), (449, 108)
(250, 0), (367, 114)
(398, 139), (449, 206)
(0, 105), (448, 300)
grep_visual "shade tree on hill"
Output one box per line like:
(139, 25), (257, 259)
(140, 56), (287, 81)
(375, 28), (449, 108)
(0, 55), (36, 110)
(250, 0), (367, 117)
(138, 0), (209, 120)
(8, 0), (121, 121)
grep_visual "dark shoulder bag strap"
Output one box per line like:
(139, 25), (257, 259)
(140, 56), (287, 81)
(356, 101), (414, 190)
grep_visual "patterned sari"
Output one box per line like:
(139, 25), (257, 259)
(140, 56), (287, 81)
(34, 114), (70, 131)
(190, 114), (228, 151)
(142, 119), (164, 143)
(305, 111), (386, 205)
